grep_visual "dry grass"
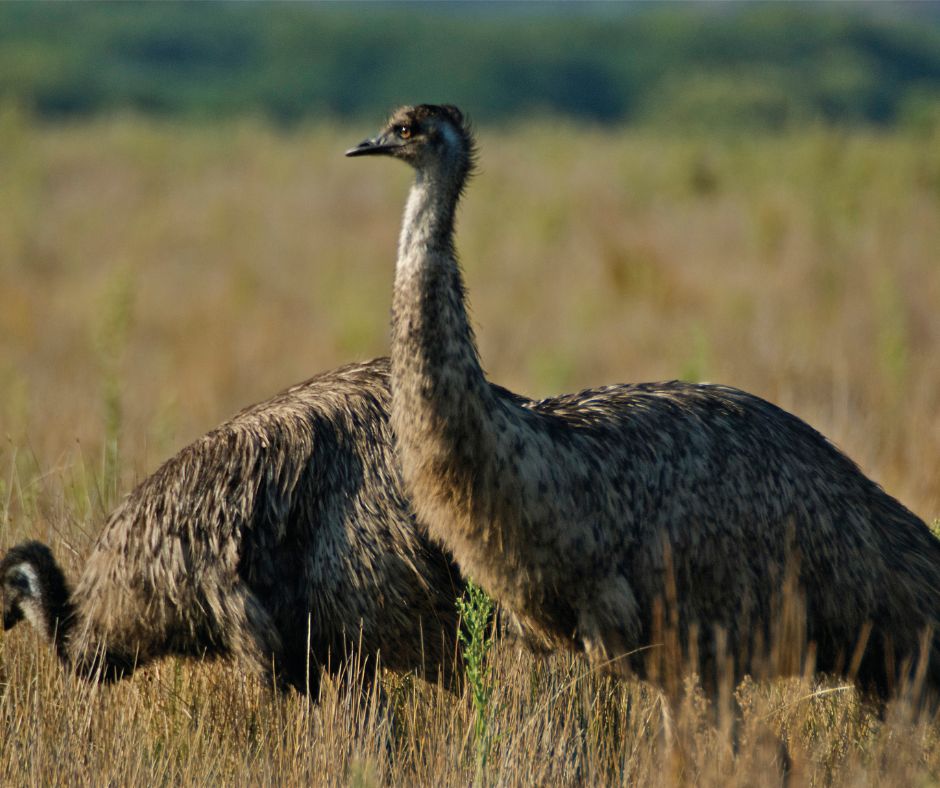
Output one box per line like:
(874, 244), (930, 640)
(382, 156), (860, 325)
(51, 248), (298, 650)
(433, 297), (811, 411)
(1, 109), (939, 783)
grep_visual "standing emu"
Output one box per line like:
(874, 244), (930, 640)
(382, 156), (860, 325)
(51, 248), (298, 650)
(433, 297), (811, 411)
(347, 104), (940, 697)
(1, 359), (462, 697)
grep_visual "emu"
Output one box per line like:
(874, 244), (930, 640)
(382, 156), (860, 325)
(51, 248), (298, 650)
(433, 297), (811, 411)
(347, 104), (940, 698)
(1, 359), (462, 697)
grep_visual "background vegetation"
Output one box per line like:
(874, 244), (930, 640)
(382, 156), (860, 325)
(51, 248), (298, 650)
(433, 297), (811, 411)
(2, 2), (940, 785)
(2, 2), (940, 130)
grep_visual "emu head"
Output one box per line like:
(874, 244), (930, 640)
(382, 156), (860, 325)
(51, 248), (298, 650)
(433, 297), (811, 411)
(346, 104), (476, 181)
(0, 541), (68, 640)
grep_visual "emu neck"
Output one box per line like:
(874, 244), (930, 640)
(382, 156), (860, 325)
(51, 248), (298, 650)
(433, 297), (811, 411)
(392, 165), (487, 394)
(396, 170), (460, 264)
(22, 555), (75, 663)
(390, 165), (498, 531)
(44, 568), (75, 664)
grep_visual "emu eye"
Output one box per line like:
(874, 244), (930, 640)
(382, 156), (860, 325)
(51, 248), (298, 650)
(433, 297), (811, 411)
(397, 125), (412, 140)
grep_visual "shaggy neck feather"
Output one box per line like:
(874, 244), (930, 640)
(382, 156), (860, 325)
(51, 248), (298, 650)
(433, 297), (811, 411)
(390, 159), (503, 540)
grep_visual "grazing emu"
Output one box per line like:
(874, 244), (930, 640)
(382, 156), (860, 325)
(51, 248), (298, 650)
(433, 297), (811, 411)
(347, 104), (940, 697)
(1, 359), (462, 696)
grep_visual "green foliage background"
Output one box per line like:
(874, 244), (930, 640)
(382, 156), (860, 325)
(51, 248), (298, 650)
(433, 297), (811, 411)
(2, 2), (940, 130)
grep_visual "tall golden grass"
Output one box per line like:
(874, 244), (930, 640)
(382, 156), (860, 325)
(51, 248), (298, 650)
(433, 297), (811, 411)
(1, 109), (939, 784)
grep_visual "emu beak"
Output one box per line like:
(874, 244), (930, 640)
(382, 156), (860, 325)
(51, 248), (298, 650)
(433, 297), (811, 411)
(345, 133), (398, 157)
(3, 606), (22, 630)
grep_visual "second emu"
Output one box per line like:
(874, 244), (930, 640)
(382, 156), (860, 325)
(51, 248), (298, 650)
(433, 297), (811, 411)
(1, 359), (462, 696)
(348, 104), (940, 698)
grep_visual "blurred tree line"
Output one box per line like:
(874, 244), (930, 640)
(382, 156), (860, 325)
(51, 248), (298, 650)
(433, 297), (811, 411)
(2, 2), (940, 131)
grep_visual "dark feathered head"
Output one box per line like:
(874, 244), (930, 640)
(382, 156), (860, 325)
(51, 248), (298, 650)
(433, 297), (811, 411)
(0, 541), (70, 639)
(346, 104), (477, 183)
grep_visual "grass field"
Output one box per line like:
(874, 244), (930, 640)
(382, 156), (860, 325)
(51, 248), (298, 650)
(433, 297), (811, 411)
(1, 110), (939, 784)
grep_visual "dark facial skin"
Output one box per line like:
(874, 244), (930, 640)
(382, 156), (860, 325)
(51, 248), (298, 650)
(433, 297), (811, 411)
(345, 104), (467, 167)
(1, 569), (29, 629)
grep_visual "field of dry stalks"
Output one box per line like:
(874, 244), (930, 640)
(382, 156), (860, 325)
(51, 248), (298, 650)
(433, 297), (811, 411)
(1, 109), (939, 784)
